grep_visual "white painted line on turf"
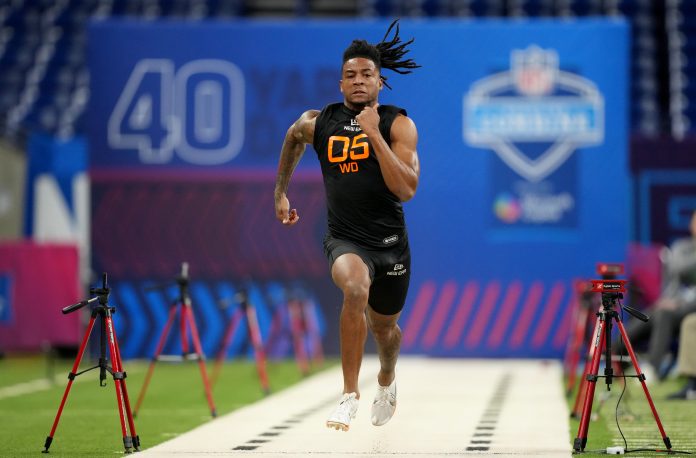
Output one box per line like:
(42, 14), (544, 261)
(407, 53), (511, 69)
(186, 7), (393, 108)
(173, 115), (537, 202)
(137, 357), (572, 457)
(0, 379), (57, 399)
(0, 373), (98, 400)
(0, 367), (144, 400)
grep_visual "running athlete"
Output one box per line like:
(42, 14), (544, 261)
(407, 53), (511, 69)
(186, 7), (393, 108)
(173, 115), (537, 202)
(274, 20), (420, 431)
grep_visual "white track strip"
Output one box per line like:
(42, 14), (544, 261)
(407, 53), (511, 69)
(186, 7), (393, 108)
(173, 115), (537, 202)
(138, 357), (571, 457)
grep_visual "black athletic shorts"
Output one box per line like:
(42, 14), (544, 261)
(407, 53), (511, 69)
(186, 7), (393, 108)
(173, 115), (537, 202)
(323, 234), (411, 316)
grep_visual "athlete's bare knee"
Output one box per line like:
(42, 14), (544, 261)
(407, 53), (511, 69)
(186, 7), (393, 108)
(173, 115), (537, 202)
(341, 280), (369, 309)
(371, 321), (400, 342)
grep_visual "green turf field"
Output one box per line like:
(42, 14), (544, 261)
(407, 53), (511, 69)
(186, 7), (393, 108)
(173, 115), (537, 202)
(2, 355), (695, 457)
(0, 354), (332, 457)
(566, 371), (696, 456)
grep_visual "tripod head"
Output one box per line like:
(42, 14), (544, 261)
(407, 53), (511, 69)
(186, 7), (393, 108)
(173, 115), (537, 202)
(589, 279), (649, 322)
(175, 262), (190, 303)
(143, 262), (192, 304)
(217, 287), (251, 311)
(62, 273), (111, 314)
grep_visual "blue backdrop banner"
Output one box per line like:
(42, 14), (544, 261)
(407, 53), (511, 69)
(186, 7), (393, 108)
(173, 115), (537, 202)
(88, 19), (629, 358)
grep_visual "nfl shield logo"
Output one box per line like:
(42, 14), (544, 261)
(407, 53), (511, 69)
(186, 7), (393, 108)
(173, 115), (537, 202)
(512, 46), (558, 96)
(463, 44), (604, 182)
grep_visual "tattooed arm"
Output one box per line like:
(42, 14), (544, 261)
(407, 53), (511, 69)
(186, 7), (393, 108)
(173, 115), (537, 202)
(274, 110), (319, 225)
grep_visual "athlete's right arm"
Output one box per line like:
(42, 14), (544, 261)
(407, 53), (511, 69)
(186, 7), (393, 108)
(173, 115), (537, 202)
(274, 109), (319, 225)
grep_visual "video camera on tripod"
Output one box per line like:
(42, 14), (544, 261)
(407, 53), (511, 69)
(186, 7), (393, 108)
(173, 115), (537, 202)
(588, 268), (649, 323)
(590, 278), (626, 293)
(574, 263), (671, 453)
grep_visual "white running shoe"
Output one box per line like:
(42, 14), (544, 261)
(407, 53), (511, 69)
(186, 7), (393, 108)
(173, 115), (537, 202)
(371, 380), (396, 426)
(326, 392), (359, 431)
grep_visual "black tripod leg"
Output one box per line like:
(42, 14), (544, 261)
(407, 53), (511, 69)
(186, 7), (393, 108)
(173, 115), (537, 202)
(43, 315), (97, 453)
(603, 313), (614, 389)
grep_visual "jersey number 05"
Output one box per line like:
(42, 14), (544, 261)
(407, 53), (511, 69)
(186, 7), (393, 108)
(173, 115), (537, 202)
(328, 134), (370, 163)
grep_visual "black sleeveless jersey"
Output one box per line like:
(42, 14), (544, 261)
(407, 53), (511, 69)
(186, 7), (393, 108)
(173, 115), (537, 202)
(313, 103), (407, 250)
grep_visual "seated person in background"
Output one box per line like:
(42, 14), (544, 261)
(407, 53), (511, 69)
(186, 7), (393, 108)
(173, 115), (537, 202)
(667, 312), (696, 399)
(617, 210), (696, 381)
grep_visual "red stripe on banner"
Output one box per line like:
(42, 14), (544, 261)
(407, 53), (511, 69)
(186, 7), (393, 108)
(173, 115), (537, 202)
(532, 282), (566, 348)
(421, 281), (459, 349)
(486, 280), (523, 348)
(509, 282), (544, 348)
(465, 281), (501, 349)
(402, 281), (437, 348)
(444, 282), (479, 349)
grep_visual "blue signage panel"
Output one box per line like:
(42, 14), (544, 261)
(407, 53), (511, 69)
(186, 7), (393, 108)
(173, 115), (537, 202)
(88, 19), (629, 358)
(0, 274), (12, 324)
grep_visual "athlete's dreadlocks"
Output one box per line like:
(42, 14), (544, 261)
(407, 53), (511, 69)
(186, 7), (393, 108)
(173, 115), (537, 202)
(342, 19), (420, 89)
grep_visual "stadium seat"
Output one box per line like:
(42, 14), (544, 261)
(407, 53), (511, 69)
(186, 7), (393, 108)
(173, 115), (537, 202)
(0, 0), (689, 139)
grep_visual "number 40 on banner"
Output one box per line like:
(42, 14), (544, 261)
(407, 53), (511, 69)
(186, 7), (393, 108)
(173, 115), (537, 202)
(107, 59), (245, 166)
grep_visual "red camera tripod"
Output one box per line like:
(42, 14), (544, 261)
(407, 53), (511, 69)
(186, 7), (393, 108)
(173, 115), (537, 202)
(133, 263), (217, 418)
(573, 279), (671, 453)
(43, 273), (139, 454)
(286, 291), (324, 375)
(210, 288), (270, 394)
(569, 263), (628, 418)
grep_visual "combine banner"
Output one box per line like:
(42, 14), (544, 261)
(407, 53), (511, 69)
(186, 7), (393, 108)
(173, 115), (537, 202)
(88, 19), (628, 358)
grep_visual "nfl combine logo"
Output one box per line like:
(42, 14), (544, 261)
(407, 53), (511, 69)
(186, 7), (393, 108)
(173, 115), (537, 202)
(463, 45), (604, 183)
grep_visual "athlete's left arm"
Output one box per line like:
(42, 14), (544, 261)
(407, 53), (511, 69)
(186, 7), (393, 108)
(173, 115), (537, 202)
(360, 109), (420, 202)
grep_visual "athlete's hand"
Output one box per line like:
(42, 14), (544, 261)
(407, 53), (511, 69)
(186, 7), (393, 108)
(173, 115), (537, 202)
(356, 103), (380, 137)
(275, 193), (300, 226)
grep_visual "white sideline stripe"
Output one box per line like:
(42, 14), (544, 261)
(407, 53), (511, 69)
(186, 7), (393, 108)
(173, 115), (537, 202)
(0, 367), (143, 400)
(137, 357), (572, 457)
(0, 373), (99, 399)
(0, 379), (58, 399)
